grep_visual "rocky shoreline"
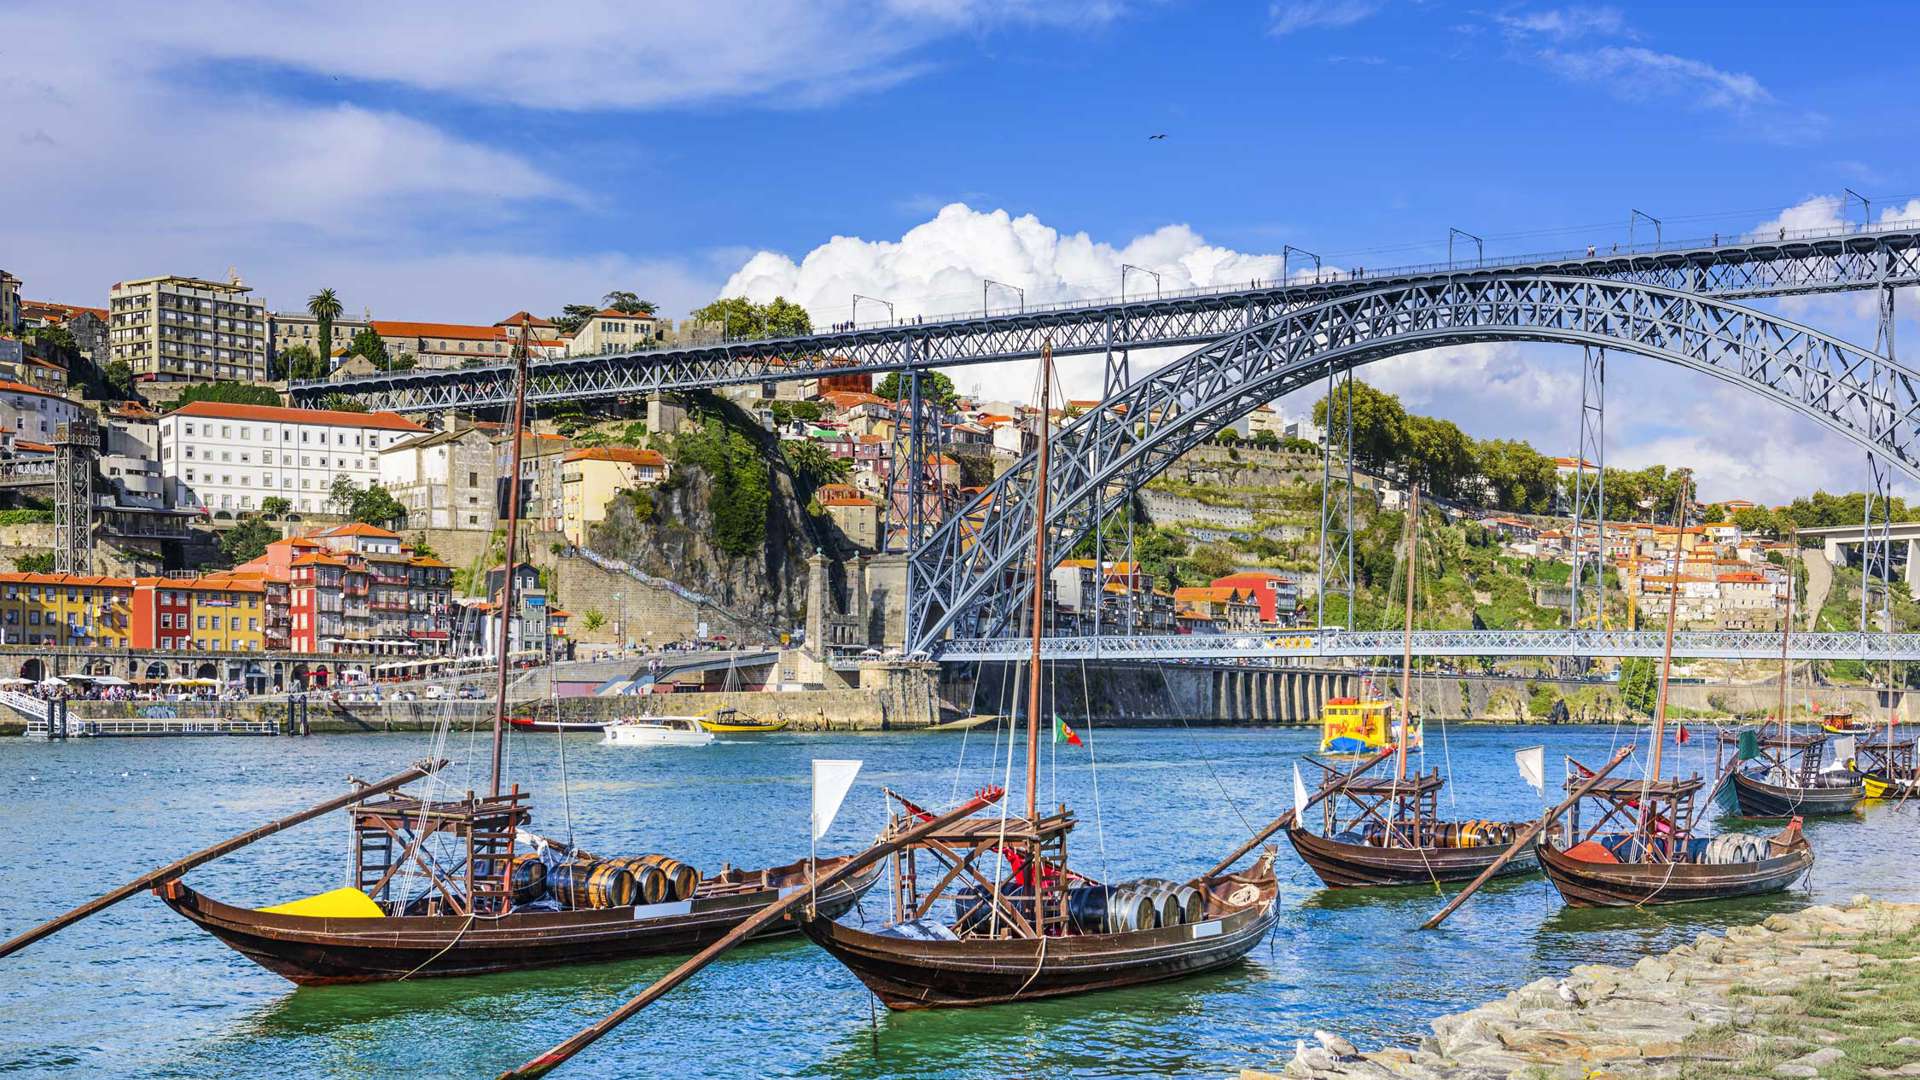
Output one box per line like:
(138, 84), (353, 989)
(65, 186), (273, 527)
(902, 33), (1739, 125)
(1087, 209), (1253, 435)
(1247, 896), (1920, 1080)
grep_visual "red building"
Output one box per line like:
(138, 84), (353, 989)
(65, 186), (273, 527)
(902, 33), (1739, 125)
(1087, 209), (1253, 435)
(1209, 571), (1301, 626)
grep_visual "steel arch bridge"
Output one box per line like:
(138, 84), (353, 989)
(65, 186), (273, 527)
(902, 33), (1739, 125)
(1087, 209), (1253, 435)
(904, 273), (1920, 657)
(295, 223), (1920, 414)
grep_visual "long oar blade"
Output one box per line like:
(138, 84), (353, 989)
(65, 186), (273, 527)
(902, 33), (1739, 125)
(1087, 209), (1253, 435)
(0, 758), (443, 961)
(500, 785), (1007, 1079)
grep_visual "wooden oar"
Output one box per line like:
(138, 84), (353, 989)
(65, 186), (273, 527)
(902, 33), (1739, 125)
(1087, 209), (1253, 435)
(0, 758), (444, 962)
(1204, 745), (1396, 879)
(1419, 745), (1631, 931)
(499, 785), (1007, 1080)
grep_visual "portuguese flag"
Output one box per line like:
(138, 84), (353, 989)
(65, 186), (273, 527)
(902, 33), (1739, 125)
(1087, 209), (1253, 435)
(1053, 715), (1082, 747)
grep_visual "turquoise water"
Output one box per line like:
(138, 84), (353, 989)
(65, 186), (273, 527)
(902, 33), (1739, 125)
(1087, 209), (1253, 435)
(2, 722), (1914, 1078)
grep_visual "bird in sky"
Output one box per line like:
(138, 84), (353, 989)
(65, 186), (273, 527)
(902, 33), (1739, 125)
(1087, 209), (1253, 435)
(1149, 133), (1167, 140)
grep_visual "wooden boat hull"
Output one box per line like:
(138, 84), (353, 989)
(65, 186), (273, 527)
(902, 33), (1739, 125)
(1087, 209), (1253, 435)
(798, 870), (1279, 1010)
(1726, 769), (1864, 817)
(158, 856), (882, 986)
(1284, 827), (1538, 888)
(1862, 770), (1919, 800)
(1539, 836), (1813, 908)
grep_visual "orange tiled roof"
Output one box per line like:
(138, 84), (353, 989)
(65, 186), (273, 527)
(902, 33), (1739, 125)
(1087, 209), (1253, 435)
(315, 522), (402, 539)
(169, 400), (426, 432)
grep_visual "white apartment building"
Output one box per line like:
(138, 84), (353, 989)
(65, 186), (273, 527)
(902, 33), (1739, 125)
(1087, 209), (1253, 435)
(0, 380), (85, 440)
(565, 309), (663, 355)
(108, 275), (269, 385)
(156, 401), (426, 515)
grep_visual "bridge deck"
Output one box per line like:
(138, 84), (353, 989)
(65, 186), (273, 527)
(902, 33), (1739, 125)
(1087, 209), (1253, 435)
(934, 630), (1920, 663)
(298, 221), (1920, 413)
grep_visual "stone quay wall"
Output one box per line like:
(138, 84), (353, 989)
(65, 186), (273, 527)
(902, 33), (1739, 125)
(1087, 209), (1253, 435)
(1247, 896), (1920, 1080)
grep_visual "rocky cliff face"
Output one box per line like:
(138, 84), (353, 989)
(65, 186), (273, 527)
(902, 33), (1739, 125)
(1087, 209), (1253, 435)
(587, 400), (847, 634)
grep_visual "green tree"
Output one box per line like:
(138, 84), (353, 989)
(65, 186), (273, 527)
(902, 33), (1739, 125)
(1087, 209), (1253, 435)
(789, 400), (824, 422)
(1186, 542), (1240, 581)
(1618, 657), (1658, 716)
(173, 381), (283, 408)
(671, 414), (771, 557)
(1475, 438), (1557, 513)
(603, 291), (657, 315)
(551, 303), (599, 335)
(347, 327), (390, 368)
(781, 439), (851, 487)
(1251, 429), (1281, 451)
(327, 475), (359, 516)
(12, 552), (54, 573)
(219, 515), (279, 564)
(408, 533), (438, 559)
(260, 496), (292, 519)
(582, 609), (607, 632)
(692, 296), (812, 339)
(1403, 414), (1475, 499)
(275, 344), (327, 382)
(1733, 505), (1781, 538)
(1312, 379), (1408, 473)
(1216, 429), (1241, 447)
(874, 370), (958, 408)
(318, 393), (370, 413)
(29, 325), (76, 350)
(102, 359), (136, 399)
(307, 288), (342, 371)
(351, 484), (405, 527)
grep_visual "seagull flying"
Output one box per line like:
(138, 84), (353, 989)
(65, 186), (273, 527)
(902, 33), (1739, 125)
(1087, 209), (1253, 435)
(1314, 1030), (1358, 1059)
(1149, 133), (1167, 140)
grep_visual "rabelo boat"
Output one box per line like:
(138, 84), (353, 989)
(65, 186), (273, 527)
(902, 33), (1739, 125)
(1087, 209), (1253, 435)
(155, 321), (879, 983)
(798, 342), (1280, 1008)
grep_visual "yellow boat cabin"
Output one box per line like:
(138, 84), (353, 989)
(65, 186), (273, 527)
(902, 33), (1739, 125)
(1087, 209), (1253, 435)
(1320, 698), (1422, 755)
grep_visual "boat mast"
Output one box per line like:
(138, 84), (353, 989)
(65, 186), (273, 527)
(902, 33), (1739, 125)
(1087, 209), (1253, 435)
(1777, 525), (1795, 741)
(1023, 340), (1054, 822)
(1396, 484), (1421, 782)
(1646, 476), (1688, 801)
(489, 318), (533, 799)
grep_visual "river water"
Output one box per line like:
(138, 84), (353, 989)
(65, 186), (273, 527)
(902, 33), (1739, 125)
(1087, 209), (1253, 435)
(2, 722), (1913, 1078)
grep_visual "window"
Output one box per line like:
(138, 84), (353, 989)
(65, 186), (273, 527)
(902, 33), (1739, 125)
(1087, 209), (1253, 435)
(161, 612), (173, 628)
(469, 471), (479, 487)
(196, 614), (206, 629)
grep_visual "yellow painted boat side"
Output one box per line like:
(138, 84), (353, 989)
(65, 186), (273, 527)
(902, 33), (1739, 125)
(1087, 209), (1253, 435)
(256, 886), (385, 918)
(697, 718), (790, 733)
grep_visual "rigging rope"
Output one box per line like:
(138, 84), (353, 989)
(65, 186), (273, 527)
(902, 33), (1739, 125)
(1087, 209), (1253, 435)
(1076, 657), (1111, 884)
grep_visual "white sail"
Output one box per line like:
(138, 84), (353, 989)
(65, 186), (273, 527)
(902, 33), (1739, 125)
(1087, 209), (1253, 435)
(1515, 745), (1546, 797)
(812, 759), (864, 841)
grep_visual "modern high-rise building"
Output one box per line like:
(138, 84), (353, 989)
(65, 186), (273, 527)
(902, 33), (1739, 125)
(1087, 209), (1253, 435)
(108, 274), (268, 387)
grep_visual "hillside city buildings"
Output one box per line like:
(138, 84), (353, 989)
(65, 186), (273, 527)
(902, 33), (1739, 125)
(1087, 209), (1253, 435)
(108, 274), (269, 388)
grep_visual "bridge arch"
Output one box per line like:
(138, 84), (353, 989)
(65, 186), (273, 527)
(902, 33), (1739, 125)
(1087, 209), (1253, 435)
(906, 274), (1920, 654)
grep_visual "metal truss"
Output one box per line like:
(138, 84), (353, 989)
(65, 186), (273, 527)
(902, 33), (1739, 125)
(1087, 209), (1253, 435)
(904, 274), (1920, 657)
(1568, 346), (1606, 628)
(301, 227), (1920, 414)
(937, 629), (1920, 663)
(53, 417), (96, 575)
(884, 370), (950, 551)
(1316, 365), (1355, 629)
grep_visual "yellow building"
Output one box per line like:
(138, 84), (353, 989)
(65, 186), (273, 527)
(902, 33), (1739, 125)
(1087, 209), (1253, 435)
(183, 572), (266, 652)
(559, 447), (669, 545)
(0, 573), (134, 648)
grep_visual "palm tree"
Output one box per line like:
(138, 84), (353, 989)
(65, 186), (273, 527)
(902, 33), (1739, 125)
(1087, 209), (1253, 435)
(307, 288), (342, 376)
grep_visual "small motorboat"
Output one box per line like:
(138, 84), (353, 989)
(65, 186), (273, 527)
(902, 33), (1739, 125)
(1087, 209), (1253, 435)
(506, 715), (607, 734)
(603, 716), (715, 747)
(695, 707), (788, 734)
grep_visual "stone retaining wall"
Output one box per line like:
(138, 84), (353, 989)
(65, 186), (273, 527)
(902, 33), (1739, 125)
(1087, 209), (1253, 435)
(1246, 896), (1920, 1079)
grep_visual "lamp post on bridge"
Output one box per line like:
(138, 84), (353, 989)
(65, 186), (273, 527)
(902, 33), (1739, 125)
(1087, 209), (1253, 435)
(1119, 264), (1161, 304)
(982, 278), (1024, 316)
(1629, 209), (1662, 251)
(1844, 188), (1871, 232)
(852, 294), (894, 328)
(1282, 245), (1321, 284)
(1447, 228), (1482, 269)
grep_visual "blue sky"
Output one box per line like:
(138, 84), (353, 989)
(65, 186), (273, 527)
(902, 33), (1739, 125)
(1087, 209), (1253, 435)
(5, 1), (1919, 501)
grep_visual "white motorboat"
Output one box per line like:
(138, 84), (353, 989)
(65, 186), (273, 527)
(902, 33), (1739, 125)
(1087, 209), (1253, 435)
(602, 716), (715, 747)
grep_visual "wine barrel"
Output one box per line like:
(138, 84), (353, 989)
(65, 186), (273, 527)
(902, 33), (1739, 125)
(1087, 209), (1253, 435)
(550, 861), (637, 910)
(631, 854), (701, 901)
(603, 857), (671, 905)
(1066, 885), (1115, 933)
(1171, 884), (1205, 925)
(1144, 881), (1185, 928)
(502, 852), (547, 906)
(1106, 886), (1157, 933)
